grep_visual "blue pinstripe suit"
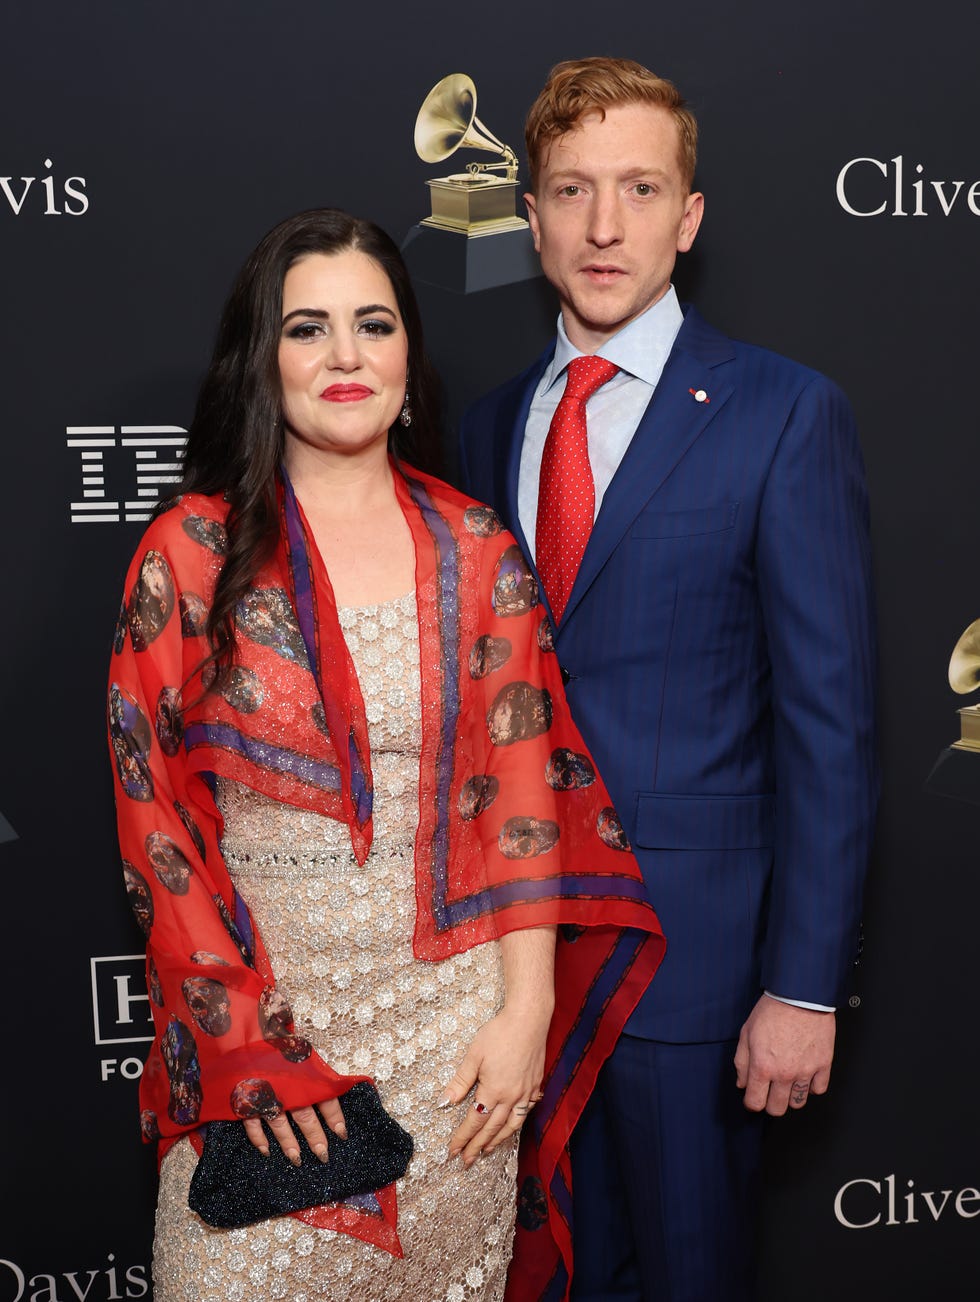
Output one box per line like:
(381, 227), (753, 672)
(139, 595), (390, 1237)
(459, 306), (878, 1299)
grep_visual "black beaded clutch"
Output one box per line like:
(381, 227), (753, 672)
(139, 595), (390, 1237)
(187, 1082), (414, 1228)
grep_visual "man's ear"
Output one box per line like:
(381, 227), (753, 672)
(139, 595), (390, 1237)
(524, 193), (541, 253)
(677, 191), (704, 253)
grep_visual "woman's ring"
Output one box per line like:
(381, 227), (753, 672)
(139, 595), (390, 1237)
(473, 1101), (491, 1115)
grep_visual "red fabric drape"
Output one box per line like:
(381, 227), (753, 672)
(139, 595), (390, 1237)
(108, 463), (665, 1287)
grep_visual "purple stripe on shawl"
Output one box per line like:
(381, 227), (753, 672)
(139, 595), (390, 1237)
(349, 732), (372, 825)
(184, 722), (341, 792)
(537, 929), (648, 1131)
(440, 871), (651, 928)
(548, 1160), (573, 1232)
(232, 888), (256, 963)
(541, 1260), (568, 1302)
(341, 1191), (383, 1215)
(404, 475), (460, 914)
(279, 469), (321, 692)
(281, 467), (372, 827)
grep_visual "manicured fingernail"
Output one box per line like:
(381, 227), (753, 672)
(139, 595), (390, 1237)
(287, 1150), (301, 1167)
(448, 1147), (460, 1159)
(314, 1143), (328, 1161)
(258, 1144), (270, 1158)
(437, 1093), (452, 1108)
(334, 1122), (348, 1140)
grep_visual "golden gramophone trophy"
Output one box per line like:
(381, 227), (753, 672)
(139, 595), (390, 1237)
(948, 618), (980, 751)
(402, 74), (540, 294)
(925, 617), (980, 805)
(415, 73), (528, 236)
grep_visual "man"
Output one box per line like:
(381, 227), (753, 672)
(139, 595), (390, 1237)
(459, 57), (878, 1302)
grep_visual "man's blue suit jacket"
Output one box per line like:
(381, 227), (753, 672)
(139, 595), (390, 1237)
(459, 307), (879, 1043)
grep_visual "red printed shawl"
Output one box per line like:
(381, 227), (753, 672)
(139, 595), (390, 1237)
(108, 461), (665, 1297)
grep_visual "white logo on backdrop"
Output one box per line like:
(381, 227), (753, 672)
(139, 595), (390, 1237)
(834, 1173), (980, 1227)
(0, 159), (89, 216)
(91, 954), (152, 1085)
(91, 954), (153, 1046)
(0, 1256), (148, 1300)
(836, 156), (980, 217)
(67, 426), (186, 523)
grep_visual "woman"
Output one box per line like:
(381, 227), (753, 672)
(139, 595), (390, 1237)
(108, 208), (663, 1301)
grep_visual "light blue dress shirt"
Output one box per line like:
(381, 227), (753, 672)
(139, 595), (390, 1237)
(518, 285), (683, 555)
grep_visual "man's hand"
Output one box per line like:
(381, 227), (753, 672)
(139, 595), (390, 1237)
(734, 994), (836, 1115)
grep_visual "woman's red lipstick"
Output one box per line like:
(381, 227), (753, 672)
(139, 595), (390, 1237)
(320, 384), (372, 401)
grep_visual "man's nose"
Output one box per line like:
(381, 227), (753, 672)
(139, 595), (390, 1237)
(586, 190), (624, 246)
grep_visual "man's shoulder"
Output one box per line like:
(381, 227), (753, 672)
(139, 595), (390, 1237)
(677, 306), (837, 395)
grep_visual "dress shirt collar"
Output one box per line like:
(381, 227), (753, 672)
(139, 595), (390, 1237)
(543, 285), (685, 392)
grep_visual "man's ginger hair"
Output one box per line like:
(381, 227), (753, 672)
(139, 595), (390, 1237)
(525, 57), (698, 192)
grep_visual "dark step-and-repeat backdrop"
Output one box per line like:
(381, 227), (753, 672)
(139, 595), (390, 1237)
(1, 3), (976, 1298)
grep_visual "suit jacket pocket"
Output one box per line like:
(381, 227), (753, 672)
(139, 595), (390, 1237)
(630, 502), (739, 539)
(634, 792), (775, 850)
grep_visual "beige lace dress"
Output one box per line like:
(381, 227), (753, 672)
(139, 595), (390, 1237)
(152, 591), (517, 1302)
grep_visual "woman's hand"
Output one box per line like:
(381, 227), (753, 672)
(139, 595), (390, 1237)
(243, 1097), (347, 1165)
(441, 925), (556, 1166)
(442, 1003), (550, 1165)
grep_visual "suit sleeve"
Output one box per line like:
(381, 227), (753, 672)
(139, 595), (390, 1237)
(108, 510), (356, 1142)
(755, 376), (879, 1005)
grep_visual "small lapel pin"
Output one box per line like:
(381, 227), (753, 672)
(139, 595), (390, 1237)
(689, 388), (710, 404)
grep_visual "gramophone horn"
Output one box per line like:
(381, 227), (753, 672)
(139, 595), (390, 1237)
(948, 618), (980, 693)
(414, 73), (510, 164)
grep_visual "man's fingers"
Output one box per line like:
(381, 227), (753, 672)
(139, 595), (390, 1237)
(764, 1081), (792, 1116)
(788, 1079), (811, 1109)
(811, 1063), (832, 1095)
(733, 1037), (750, 1090)
(740, 1072), (771, 1113)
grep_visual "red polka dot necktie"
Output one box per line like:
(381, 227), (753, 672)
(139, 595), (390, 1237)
(536, 355), (619, 623)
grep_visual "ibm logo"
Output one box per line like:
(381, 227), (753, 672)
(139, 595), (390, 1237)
(67, 425), (186, 524)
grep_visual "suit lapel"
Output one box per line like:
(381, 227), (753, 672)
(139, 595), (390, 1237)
(495, 347), (553, 565)
(561, 310), (736, 628)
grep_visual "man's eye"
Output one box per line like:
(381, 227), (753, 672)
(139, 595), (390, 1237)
(560, 185), (580, 197)
(634, 183), (653, 196)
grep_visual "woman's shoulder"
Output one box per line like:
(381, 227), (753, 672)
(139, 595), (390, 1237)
(124, 491), (231, 585)
(138, 491), (229, 542)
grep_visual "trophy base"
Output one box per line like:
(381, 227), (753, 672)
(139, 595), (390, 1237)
(421, 214), (529, 236)
(925, 745), (980, 806)
(401, 222), (542, 295)
(423, 177), (528, 236)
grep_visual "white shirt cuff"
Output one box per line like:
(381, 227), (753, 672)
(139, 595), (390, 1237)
(764, 990), (835, 1013)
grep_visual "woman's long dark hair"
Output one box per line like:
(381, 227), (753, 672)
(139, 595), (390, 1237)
(178, 208), (442, 683)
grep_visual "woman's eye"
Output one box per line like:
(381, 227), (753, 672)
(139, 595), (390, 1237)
(286, 321), (324, 341)
(359, 319), (396, 338)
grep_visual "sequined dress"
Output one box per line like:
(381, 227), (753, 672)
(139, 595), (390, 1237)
(152, 591), (517, 1302)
